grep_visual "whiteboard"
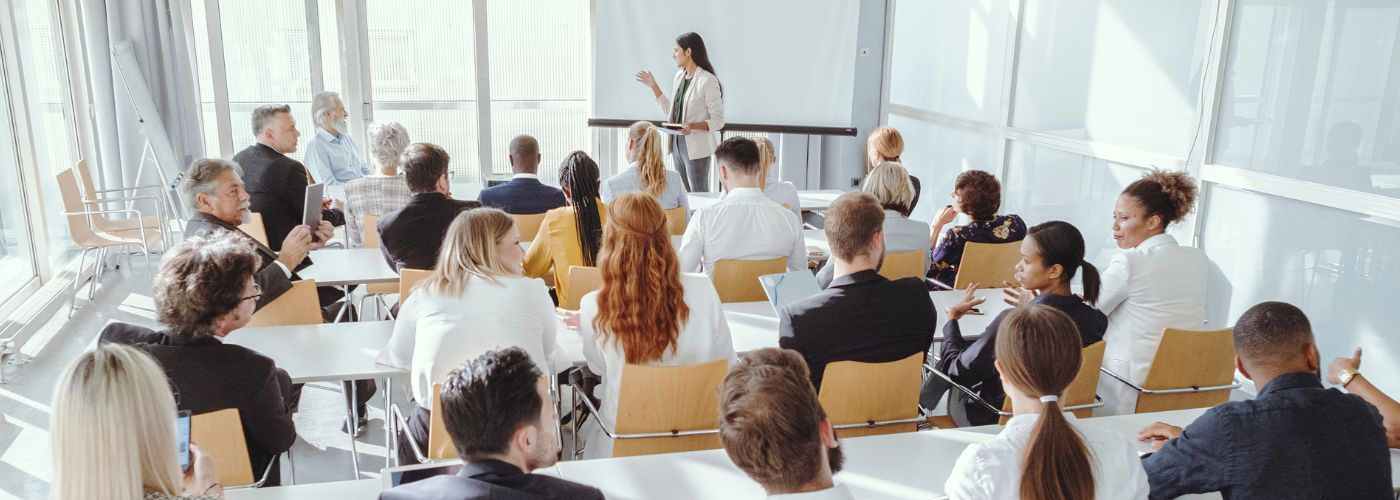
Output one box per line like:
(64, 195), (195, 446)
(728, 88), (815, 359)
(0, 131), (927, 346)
(592, 0), (860, 130)
(111, 40), (183, 209)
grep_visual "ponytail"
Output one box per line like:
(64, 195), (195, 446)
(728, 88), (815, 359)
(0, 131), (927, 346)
(559, 151), (604, 266)
(1022, 400), (1095, 500)
(1079, 260), (1101, 306)
(754, 136), (776, 193)
(628, 122), (668, 199)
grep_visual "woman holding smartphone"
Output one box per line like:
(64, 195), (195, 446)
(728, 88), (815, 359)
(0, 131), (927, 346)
(636, 32), (726, 193)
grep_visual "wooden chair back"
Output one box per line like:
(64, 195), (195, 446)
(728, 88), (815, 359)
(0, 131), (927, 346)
(664, 207), (687, 235)
(1137, 327), (1236, 413)
(953, 241), (1021, 290)
(612, 359), (728, 457)
(191, 408), (255, 487)
(818, 353), (923, 438)
(56, 168), (98, 241)
(1000, 341), (1107, 423)
(246, 280), (322, 328)
(238, 212), (271, 247)
(711, 257), (786, 303)
(877, 250), (927, 281)
(399, 268), (433, 305)
(561, 266), (602, 310)
(512, 213), (548, 242)
(360, 215), (400, 295)
(427, 383), (455, 460)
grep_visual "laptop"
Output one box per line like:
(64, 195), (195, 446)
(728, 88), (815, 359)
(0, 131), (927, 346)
(380, 459), (464, 489)
(759, 270), (823, 314)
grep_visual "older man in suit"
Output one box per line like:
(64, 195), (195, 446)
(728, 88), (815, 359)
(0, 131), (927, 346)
(233, 104), (346, 257)
(477, 134), (566, 215)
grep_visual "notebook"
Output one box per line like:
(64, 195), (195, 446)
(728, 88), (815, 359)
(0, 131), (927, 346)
(759, 270), (822, 314)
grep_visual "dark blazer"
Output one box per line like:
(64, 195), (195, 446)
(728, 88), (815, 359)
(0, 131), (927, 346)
(478, 176), (567, 215)
(99, 323), (296, 487)
(234, 143), (345, 257)
(377, 192), (482, 272)
(937, 293), (1107, 425)
(778, 270), (936, 390)
(379, 459), (604, 500)
(1141, 372), (1392, 499)
(184, 211), (304, 310)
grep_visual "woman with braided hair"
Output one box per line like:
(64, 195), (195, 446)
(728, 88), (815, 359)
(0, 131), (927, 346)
(523, 151), (606, 307)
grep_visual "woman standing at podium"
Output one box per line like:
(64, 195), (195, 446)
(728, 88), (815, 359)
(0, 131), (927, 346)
(636, 32), (726, 193)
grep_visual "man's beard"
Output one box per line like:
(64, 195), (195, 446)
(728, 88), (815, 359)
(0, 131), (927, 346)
(332, 117), (349, 136)
(828, 441), (845, 475)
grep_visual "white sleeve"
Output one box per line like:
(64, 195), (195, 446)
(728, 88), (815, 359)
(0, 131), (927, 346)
(702, 280), (738, 367)
(678, 211), (706, 273)
(272, 260), (293, 279)
(786, 214), (807, 272)
(579, 296), (607, 377)
(701, 74), (725, 132)
(1096, 252), (1132, 315)
(375, 294), (418, 368)
(532, 280), (558, 372)
(943, 445), (995, 500)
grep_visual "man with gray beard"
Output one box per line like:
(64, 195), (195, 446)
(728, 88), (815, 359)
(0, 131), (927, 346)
(304, 91), (370, 186)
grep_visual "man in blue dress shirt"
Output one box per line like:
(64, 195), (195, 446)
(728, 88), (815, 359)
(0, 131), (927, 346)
(304, 91), (369, 186)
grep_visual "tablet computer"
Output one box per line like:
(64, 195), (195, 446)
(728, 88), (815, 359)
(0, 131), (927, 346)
(303, 182), (325, 238)
(381, 459), (464, 489)
(759, 270), (822, 314)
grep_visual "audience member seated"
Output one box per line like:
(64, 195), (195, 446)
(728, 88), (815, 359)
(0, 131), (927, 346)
(523, 151), (606, 307)
(303, 91), (369, 186)
(944, 305), (1149, 499)
(1328, 347), (1400, 448)
(379, 348), (604, 500)
(867, 125), (920, 212)
(1138, 301), (1392, 499)
(778, 191), (934, 390)
(928, 170), (1026, 289)
(377, 143), (483, 272)
(344, 121), (412, 247)
(817, 163), (930, 288)
(925, 220), (1107, 426)
(377, 208), (557, 465)
(50, 344), (224, 499)
(180, 158), (323, 310)
(99, 232), (296, 486)
(478, 134), (568, 215)
(578, 192), (735, 458)
(678, 136), (806, 274)
(720, 348), (851, 499)
(1097, 170), (1207, 415)
(600, 121), (689, 212)
(234, 104), (346, 261)
(753, 136), (799, 217)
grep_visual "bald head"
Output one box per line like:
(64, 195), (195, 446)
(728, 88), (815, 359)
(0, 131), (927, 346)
(508, 135), (541, 174)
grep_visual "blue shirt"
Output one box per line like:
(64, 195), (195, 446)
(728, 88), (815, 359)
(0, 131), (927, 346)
(303, 128), (369, 186)
(1141, 371), (1392, 499)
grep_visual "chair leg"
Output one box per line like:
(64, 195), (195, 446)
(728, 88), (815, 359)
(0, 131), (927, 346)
(285, 449), (296, 485)
(68, 248), (90, 318)
(89, 247), (107, 300)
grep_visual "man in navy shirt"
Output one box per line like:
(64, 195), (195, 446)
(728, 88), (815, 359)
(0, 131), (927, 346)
(1138, 301), (1392, 499)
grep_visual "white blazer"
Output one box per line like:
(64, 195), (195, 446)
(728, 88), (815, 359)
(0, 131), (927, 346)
(1094, 233), (1208, 415)
(944, 412), (1150, 499)
(655, 68), (726, 159)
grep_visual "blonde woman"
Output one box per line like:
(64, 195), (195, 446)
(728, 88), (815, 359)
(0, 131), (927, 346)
(601, 121), (689, 213)
(753, 136), (799, 217)
(50, 344), (224, 499)
(866, 125), (921, 212)
(377, 207), (558, 465)
(816, 163), (931, 288)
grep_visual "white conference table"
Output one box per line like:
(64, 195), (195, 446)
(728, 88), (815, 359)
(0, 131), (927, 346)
(687, 189), (845, 212)
(226, 478), (379, 499)
(301, 248), (399, 287)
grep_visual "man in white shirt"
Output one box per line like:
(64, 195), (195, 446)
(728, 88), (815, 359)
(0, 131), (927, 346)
(678, 136), (806, 274)
(303, 91), (370, 186)
(719, 348), (852, 500)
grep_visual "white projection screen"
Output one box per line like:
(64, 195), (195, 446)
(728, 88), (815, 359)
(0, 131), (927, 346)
(592, 0), (859, 132)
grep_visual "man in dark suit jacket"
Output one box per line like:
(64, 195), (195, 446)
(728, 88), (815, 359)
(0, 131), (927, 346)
(233, 104), (346, 257)
(779, 192), (935, 390)
(378, 142), (482, 272)
(380, 348), (603, 500)
(477, 134), (566, 215)
(100, 232), (295, 486)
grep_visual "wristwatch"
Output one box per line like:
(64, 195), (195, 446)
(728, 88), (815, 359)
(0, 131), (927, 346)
(1337, 367), (1361, 387)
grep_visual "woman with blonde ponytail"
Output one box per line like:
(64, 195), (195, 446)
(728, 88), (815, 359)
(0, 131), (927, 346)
(601, 121), (690, 213)
(752, 136), (799, 216)
(944, 305), (1148, 500)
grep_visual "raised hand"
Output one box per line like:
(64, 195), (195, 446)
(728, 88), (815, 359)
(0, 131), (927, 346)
(946, 283), (987, 321)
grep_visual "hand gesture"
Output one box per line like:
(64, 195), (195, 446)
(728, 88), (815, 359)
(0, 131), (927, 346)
(935, 205), (958, 226)
(277, 225), (313, 268)
(183, 444), (221, 496)
(556, 308), (580, 331)
(635, 70), (657, 90)
(1326, 347), (1363, 385)
(1137, 422), (1183, 450)
(946, 283), (987, 321)
(308, 220), (335, 250)
(1001, 281), (1037, 307)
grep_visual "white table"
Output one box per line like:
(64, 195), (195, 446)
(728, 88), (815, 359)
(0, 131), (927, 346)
(226, 479), (379, 499)
(687, 189), (846, 212)
(555, 301), (782, 366)
(450, 181), (484, 201)
(301, 248), (399, 287)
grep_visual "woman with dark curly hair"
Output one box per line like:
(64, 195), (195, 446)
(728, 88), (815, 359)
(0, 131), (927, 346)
(927, 170), (1026, 289)
(1097, 169), (1208, 415)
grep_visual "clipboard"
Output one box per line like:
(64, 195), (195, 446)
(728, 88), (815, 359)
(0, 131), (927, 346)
(658, 122), (686, 136)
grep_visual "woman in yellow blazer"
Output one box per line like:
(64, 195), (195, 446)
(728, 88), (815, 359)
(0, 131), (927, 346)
(524, 151), (606, 308)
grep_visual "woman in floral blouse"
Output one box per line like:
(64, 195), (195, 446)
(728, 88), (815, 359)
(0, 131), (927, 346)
(928, 170), (1026, 289)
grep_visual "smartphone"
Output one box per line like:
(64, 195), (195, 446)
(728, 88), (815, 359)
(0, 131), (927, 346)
(176, 410), (192, 472)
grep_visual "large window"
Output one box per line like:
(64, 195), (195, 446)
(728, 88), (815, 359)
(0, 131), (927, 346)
(0, 30), (38, 305)
(15, 0), (80, 273)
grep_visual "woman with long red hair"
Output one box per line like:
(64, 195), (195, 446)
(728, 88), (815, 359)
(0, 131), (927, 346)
(579, 192), (735, 458)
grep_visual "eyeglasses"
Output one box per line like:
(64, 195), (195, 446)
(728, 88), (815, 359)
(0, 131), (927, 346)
(241, 283), (263, 303)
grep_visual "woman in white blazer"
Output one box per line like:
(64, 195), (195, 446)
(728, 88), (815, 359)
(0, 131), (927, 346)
(636, 32), (726, 193)
(377, 207), (558, 464)
(578, 193), (736, 458)
(1096, 170), (1208, 415)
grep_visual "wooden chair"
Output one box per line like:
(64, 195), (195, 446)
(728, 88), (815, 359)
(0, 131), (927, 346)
(246, 280), (322, 328)
(426, 383), (455, 460)
(1101, 328), (1239, 414)
(571, 359), (728, 458)
(191, 408), (274, 488)
(711, 257), (787, 303)
(877, 250), (927, 281)
(560, 266), (602, 310)
(359, 214), (399, 294)
(512, 213), (548, 242)
(57, 168), (162, 316)
(818, 353), (925, 438)
(399, 268), (433, 305)
(664, 207), (687, 235)
(73, 159), (170, 245)
(238, 212), (271, 247)
(926, 342), (1108, 425)
(951, 241), (1022, 290)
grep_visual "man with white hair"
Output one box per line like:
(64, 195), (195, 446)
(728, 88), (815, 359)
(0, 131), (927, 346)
(304, 91), (369, 186)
